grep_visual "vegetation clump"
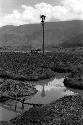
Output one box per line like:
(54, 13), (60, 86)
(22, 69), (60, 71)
(64, 65), (83, 89)
(0, 50), (82, 81)
(0, 79), (38, 102)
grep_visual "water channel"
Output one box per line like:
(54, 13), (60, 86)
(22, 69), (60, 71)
(0, 74), (83, 121)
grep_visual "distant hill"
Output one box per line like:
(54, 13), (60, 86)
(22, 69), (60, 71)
(61, 34), (83, 48)
(0, 20), (83, 50)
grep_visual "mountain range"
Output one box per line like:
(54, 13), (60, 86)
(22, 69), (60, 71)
(0, 20), (83, 50)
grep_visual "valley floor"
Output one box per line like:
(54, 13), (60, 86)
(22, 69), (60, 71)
(0, 48), (83, 124)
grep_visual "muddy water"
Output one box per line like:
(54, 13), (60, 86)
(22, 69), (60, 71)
(0, 75), (82, 121)
(25, 78), (75, 104)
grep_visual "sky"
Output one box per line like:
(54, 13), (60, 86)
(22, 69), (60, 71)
(0, 0), (83, 27)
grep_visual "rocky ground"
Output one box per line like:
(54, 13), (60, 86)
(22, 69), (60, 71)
(6, 94), (83, 125)
(0, 79), (38, 102)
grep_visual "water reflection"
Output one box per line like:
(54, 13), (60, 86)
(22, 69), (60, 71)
(63, 89), (75, 95)
(0, 77), (80, 121)
(25, 77), (75, 104)
(41, 84), (46, 97)
(36, 78), (65, 93)
(66, 88), (83, 98)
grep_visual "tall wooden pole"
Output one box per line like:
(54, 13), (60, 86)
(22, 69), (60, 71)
(42, 21), (44, 55)
(40, 15), (46, 55)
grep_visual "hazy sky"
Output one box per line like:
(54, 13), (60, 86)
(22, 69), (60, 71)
(0, 0), (59, 15)
(0, 0), (83, 27)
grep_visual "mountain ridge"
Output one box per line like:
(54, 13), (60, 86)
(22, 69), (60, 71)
(0, 20), (83, 50)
